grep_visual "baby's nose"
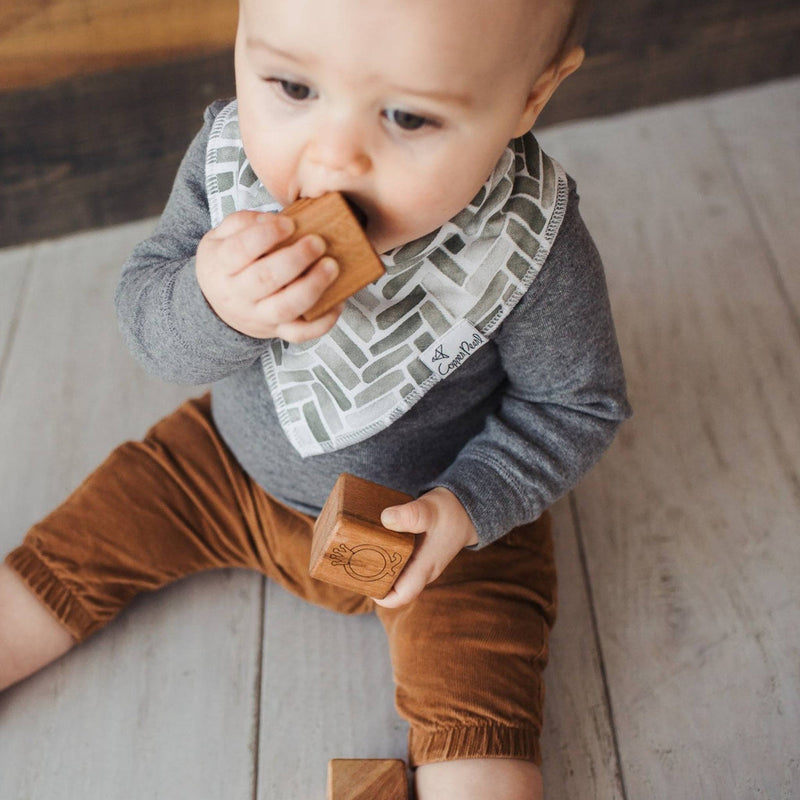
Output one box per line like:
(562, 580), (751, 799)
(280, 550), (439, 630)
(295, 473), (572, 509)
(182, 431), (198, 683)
(306, 121), (372, 178)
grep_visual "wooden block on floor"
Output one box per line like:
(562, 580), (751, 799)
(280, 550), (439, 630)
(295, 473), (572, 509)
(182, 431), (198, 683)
(327, 759), (409, 800)
(309, 474), (415, 599)
(282, 192), (385, 321)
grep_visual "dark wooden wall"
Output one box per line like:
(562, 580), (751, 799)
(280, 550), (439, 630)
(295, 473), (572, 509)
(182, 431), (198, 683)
(2, 0), (799, 247)
(0, 0), (237, 90)
(546, 0), (800, 120)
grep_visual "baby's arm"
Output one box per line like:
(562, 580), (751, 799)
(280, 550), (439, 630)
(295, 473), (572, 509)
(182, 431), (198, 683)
(432, 190), (631, 545)
(115, 102), (339, 385)
(377, 186), (631, 607)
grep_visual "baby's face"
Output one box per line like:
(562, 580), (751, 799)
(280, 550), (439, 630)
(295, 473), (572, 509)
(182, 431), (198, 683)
(235, 0), (564, 253)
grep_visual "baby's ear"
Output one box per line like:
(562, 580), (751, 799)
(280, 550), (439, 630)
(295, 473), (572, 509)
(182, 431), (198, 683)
(512, 46), (585, 137)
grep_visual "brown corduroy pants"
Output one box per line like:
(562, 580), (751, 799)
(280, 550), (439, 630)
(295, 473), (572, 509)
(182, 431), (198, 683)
(5, 395), (557, 767)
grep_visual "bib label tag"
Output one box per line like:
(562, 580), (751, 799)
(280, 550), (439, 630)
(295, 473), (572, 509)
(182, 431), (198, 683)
(420, 320), (487, 377)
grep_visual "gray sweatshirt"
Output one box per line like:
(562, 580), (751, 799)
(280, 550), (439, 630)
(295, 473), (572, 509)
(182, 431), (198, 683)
(116, 102), (631, 548)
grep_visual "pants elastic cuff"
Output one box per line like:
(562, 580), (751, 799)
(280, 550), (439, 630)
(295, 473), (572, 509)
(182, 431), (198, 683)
(409, 724), (541, 768)
(5, 545), (96, 642)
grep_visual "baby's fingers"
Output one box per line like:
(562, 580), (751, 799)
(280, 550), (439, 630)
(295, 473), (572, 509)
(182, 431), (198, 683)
(381, 498), (434, 534)
(245, 235), (328, 301)
(271, 302), (345, 343)
(211, 213), (296, 275)
(209, 210), (292, 240)
(373, 543), (431, 609)
(256, 255), (339, 327)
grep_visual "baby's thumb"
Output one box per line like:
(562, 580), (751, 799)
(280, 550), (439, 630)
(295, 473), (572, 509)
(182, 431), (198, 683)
(381, 498), (431, 534)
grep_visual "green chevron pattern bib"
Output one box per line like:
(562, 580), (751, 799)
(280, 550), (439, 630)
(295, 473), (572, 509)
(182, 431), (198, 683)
(206, 100), (568, 457)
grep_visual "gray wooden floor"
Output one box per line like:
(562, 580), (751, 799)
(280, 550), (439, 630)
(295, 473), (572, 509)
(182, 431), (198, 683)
(1, 77), (798, 799)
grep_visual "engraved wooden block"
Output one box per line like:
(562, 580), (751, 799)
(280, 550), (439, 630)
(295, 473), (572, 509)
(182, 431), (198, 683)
(327, 759), (409, 800)
(282, 192), (385, 321)
(309, 473), (415, 599)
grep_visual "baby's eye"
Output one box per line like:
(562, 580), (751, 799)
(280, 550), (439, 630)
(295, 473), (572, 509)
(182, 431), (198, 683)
(383, 108), (435, 132)
(268, 78), (316, 102)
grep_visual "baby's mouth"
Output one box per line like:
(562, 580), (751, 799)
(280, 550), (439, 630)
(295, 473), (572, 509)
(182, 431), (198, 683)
(343, 195), (369, 230)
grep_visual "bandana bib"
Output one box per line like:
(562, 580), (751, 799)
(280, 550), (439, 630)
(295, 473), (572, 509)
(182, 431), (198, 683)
(206, 100), (568, 457)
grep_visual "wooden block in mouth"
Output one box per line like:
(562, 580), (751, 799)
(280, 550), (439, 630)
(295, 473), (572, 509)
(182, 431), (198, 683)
(310, 473), (415, 599)
(281, 192), (385, 321)
(327, 759), (409, 800)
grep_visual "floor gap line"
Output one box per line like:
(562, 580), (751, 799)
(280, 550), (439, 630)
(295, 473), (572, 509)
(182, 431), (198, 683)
(251, 575), (267, 800)
(569, 492), (630, 800)
(0, 249), (36, 400)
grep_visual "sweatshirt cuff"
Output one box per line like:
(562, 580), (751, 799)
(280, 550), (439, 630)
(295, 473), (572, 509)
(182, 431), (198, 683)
(431, 455), (542, 548)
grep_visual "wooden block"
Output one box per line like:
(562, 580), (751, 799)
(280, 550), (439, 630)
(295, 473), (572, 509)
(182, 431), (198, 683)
(282, 192), (385, 321)
(327, 759), (409, 800)
(309, 474), (415, 599)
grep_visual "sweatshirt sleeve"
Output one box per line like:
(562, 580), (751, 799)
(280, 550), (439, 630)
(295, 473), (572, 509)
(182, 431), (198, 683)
(433, 183), (632, 547)
(114, 101), (271, 385)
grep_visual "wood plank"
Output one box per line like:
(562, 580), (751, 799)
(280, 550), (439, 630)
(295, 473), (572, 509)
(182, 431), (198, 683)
(257, 583), (407, 799)
(583, 0), (799, 55)
(0, 221), (262, 799)
(0, 243), (32, 365)
(541, 21), (800, 127)
(708, 77), (800, 315)
(542, 0), (800, 126)
(0, 0), (236, 91)
(540, 499), (624, 799)
(538, 89), (800, 797)
(0, 52), (236, 249)
(0, 221), (195, 516)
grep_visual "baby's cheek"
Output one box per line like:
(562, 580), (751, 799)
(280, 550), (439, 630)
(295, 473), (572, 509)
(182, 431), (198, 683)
(250, 157), (294, 207)
(397, 187), (472, 236)
(237, 127), (295, 206)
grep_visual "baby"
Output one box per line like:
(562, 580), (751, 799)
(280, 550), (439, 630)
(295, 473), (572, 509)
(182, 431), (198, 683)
(0, 1), (630, 798)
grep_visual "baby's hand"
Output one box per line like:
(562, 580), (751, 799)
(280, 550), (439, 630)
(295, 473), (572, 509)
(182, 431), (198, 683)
(196, 210), (343, 341)
(374, 487), (478, 609)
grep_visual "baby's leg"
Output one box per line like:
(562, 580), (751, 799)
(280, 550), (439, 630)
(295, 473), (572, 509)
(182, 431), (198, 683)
(0, 564), (75, 690)
(1, 394), (371, 693)
(415, 758), (542, 800)
(375, 513), (557, 800)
